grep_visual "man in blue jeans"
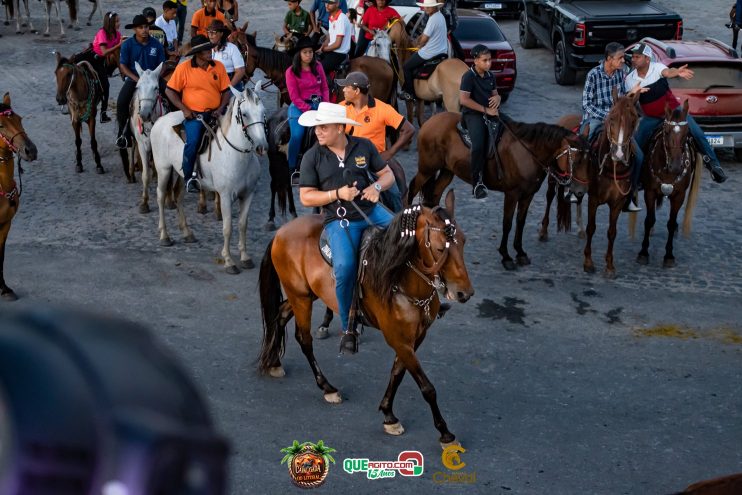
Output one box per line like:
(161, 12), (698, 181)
(625, 43), (727, 185)
(298, 102), (396, 354)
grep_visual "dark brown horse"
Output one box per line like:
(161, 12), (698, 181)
(409, 112), (588, 270)
(233, 31), (396, 106)
(54, 51), (104, 174)
(629, 100), (703, 268)
(0, 93), (38, 300)
(258, 191), (474, 446)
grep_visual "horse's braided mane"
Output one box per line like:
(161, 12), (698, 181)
(501, 115), (572, 147)
(365, 206), (425, 304)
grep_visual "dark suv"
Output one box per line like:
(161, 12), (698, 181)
(627, 38), (742, 162)
(519, 0), (683, 85)
(458, 0), (523, 19)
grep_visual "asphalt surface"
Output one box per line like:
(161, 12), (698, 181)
(1, 1), (740, 494)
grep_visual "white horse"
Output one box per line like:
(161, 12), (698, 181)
(150, 87), (268, 274)
(41, 0), (80, 37)
(365, 29), (392, 64)
(5, 0), (33, 33)
(129, 62), (165, 214)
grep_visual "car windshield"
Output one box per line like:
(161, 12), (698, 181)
(455, 19), (505, 43)
(667, 63), (742, 91)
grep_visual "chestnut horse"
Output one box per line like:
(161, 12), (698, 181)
(54, 51), (104, 174)
(409, 112), (588, 270)
(628, 100), (703, 268)
(0, 93), (38, 300)
(258, 191), (474, 446)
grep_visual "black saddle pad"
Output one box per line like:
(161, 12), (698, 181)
(319, 224), (381, 267)
(413, 54), (447, 80)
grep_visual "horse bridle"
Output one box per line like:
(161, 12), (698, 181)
(550, 143), (589, 187)
(648, 118), (692, 192)
(221, 95), (266, 153)
(0, 109), (26, 154)
(603, 116), (637, 166)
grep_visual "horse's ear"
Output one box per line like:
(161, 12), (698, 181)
(250, 31), (257, 40)
(135, 61), (143, 77)
(682, 98), (689, 116)
(581, 123), (589, 138)
(56, 51), (62, 64)
(2, 93), (10, 107)
(152, 62), (163, 80)
(444, 189), (456, 220)
(239, 21), (248, 33)
(229, 85), (241, 100)
(611, 86), (619, 103)
(664, 101), (672, 120)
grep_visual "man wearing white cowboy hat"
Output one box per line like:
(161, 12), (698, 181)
(298, 102), (396, 354)
(400, 0), (448, 101)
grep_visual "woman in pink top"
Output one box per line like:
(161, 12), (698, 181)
(285, 36), (329, 182)
(91, 12), (123, 123)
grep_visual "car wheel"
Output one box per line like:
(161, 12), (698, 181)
(554, 39), (577, 86)
(735, 147), (742, 163)
(519, 12), (537, 49)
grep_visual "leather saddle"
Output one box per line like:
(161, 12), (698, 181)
(457, 116), (502, 160)
(413, 54), (447, 80)
(172, 118), (217, 156)
(318, 224), (381, 267)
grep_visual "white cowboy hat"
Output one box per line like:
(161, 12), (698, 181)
(298, 102), (362, 127)
(415, 0), (444, 7)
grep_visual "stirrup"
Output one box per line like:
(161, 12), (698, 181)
(473, 181), (487, 200)
(186, 176), (201, 193)
(290, 170), (300, 187)
(339, 330), (358, 355)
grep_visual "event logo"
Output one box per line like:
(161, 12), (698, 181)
(281, 440), (336, 489)
(343, 450), (424, 479)
(433, 445), (476, 484)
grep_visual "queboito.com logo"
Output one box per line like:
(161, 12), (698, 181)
(343, 450), (424, 479)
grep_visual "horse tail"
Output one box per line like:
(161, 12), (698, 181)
(682, 152), (703, 237)
(258, 239), (286, 374)
(556, 184), (572, 232)
(69, 0), (78, 23)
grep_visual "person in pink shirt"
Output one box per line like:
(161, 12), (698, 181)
(92, 12), (124, 123)
(285, 36), (329, 185)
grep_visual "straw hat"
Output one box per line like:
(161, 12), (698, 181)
(415, 0), (443, 7)
(298, 102), (362, 127)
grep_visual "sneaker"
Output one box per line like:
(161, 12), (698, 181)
(399, 91), (414, 101)
(115, 134), (129, 149)
(623, 197), (642, 212)
(437, 302), (451, 319)
(339, 330), (358, 354)
(290, 170), (300, 187)
(473, 181), (487, 200)
(186, 177), (201, 193)
(100, 112), (111, 123)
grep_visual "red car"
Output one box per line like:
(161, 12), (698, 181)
(627, 37), (742, 162)
(454, 9), (517, 101)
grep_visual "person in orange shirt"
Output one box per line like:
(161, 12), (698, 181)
(165, 34), (232, 192)
(190, 0), (229, 38)
(338, 71), (414, 211)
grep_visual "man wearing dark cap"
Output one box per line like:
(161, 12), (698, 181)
(144, 7), (168, 49)
(116, 14), (167, 149)
(458, 44), (499, 199)
(165, 35), (231, 193)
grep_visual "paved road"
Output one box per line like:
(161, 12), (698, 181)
(1, 1), (740, 494)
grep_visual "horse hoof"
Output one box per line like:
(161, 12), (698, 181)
(578, 231), (586, 240)
(516, 255), (531, 266)
(127, 177), (136, 184)
(440, 438), (460, 450)
(324, 391), (342, 404)
(43, 33), (49, 37)
(160, 237), (173, 247)
(383, 422), (405, 436)
(538, 233), (548, 242)
(95, 167), (105, 175)
(75, 165), (83, 173)
(263, 221), (277, 231)
(139, 203), (150, 214)
(313, 326), (330, 340)
(1, 290), (18, 302)
(663, 258), (675, 268)
(215, 213), (223, 222)
(240, 259), (255, 270)
(165, 201), (176, 210)
(636, 254), (649, 265)
(268, 366), (285, 378)
(584, 264), (596, 274)
(86, 22), (91, 26)
(183, 234), (197, 244)
(603, 270), (617, 279)
(225, 265), (240, 275)
(502, 260), (517, 271)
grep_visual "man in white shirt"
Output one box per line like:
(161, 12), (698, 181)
(156, 1), (180, 56)
(401, 0), (448, 100)
(318, 0), (353, 75)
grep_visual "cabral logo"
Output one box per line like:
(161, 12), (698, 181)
(433, 445), (476, 484)
(343, 450), (424, 479)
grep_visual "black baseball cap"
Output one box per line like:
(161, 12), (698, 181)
(630, 43), (652, 57)
(336, 72), (370, 89)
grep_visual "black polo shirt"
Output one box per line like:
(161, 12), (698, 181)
(460, 66), (497, 115)
(299, 135), (385, 224)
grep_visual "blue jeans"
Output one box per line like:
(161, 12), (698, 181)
(182, 113), (209, 179)
(176, 4), (187, 44)
(581, 118), (644, 190)
(324, 204), (394, 331)
(635, 115), (721, 167)
(288, 101), (318, 170)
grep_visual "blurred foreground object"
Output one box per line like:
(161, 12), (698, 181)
(0, 309), (229, 495)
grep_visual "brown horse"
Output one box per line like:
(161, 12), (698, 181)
(0, 93), (38, 300)
(628, 100), (703, 268)
(54, 51), (104, 174)
(387, 18), (467, 126)
(672, 473), (742, 495)
(233, 31), (396, 106)
(258, 191), (474, 446)
(580, 89), (640, 277)
(409, 112), (588, 270)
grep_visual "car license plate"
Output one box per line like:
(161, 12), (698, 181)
(484, 3), (503, 9)
(706, 135), (725, 146)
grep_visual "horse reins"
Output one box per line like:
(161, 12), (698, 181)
(647, 119), (693, 191)
(196, 95), (266, 154)
(0, 111), (24, 202)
